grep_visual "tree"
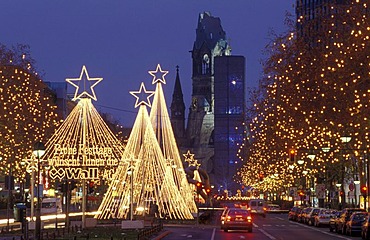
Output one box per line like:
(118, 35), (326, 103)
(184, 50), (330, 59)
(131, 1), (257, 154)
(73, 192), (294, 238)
(0, 44), (61, 181)
(239, 1), (370, 192)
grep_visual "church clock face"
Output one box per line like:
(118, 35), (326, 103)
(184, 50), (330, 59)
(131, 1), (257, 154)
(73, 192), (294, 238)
(203, 54), (209, 64)
(192, 97), (198, 110)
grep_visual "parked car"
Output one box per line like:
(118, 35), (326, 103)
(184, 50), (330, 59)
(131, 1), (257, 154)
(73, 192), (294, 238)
(291, 207), (303, 222)
(336, 208), (366, 234)
(306, 207), (321, 226)
(345, 211), (367, 236)
(361, 213), (370, 240)
(314, 208), (333, 227)
(288, 206), (303, 222)
(300, 207), (312, 224)
(222, 208), (253, 233)
(288, 206), (299, 221)
(329, 210), (341, 232)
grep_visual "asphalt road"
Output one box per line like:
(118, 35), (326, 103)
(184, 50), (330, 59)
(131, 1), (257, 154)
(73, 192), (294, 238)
(161, 213), (361, 240)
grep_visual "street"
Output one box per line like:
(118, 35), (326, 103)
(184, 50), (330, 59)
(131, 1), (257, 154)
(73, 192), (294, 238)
(161, 214), (359, 240)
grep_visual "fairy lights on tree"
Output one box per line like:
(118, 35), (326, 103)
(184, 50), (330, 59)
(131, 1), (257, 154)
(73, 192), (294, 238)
(0, 44), (61, 181)
(96, 81), (194, 220)
(238, 1), (370, 193)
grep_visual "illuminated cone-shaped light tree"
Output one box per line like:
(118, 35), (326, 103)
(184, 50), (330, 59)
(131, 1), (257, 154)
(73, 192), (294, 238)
(96, 82), (193, 220)
(39, 65), (125, 226)
(148, 64), (197, 213)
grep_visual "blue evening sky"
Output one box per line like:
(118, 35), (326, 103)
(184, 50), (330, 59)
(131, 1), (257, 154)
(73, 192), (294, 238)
(0, 1), (295, 127)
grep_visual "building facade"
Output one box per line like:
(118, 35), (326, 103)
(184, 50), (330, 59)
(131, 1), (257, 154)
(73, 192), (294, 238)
(213, 56), (246, 191)
(171, 12), (246, 194)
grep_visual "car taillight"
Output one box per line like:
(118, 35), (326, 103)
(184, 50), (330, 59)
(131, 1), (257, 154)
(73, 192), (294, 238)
(247, 216), (252, 222)
(263, 207), (267, 211)
(247, 207), (251, 210)
(226, 216), (231, 221)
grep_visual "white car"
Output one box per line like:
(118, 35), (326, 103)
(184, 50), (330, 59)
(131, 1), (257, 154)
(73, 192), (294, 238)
(248, 199), (266, 217)
(314, 208), (332, 227)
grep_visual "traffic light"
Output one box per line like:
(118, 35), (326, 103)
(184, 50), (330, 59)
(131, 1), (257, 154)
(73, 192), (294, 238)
(259, 173), (264, 181)
(88, 181), (95, 194)
(361, 185), (368, 197)
(205, 187), (211, 196)
(196, 182), (203, 194)
(289, 149), (296, 163)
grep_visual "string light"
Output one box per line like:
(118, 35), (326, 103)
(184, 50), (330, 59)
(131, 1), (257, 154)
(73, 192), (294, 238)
(96, 80), (194, 220)
(237, 1), (369, 194)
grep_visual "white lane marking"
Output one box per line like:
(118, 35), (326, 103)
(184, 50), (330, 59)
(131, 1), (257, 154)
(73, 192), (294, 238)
(253, 222), (259, 227)
(211, 228), (216, 240)
(258, 228), (277, 240)
(290, 221), (352, 240)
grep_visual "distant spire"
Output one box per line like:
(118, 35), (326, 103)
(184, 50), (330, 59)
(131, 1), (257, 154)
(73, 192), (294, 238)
(172, 65), (185, 104)
(170, 65), (186, 141)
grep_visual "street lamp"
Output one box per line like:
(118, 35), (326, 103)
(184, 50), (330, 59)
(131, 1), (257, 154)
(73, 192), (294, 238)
(33, 141), (45, 240)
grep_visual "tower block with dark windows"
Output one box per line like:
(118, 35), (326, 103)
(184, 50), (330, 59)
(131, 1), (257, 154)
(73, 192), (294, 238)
(170, 11), (246, 193)
(214, 56), (246, 191)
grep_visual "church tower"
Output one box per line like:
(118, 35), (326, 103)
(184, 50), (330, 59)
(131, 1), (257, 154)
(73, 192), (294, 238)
(170, 66), (186, 145)
(185, 11), (232, 186)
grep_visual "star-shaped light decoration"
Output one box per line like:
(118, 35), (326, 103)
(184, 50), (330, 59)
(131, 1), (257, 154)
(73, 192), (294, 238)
(66, 65), (103, 101)
(23, 157), (37, 173)
(130, 82), (155, 108)
(183, 150), (200, 168)
(183, 150), (195, 163)
(148, 64), (168, 84)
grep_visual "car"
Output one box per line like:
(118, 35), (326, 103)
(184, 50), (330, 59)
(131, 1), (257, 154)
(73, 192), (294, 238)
(266, 204), (281, 213)
(306, 207), (321, 226)
(288, 206), (302, 221)
(300, 207), (312, 224)
(329, 210), (341, 232)
(314, 208), (332, 227)
(361, 213), (370, 240)
(345, 211), (367, 236)
(336, 208), (366, 234)
(248, 199), (267, 217)
(222, 208), (253, 233)
(220, 207), (229, 229)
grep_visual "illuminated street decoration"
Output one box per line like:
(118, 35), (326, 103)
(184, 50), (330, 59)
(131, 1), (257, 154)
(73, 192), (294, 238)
(130, 82), (155, 108)
(237, 1), (370, 195)
(96, 82), (194, 220)
(149, 64), (197, 213)
(66, 65), (103, 101)
(39, 66), (124, 180)
(184, 150), (200, 168)
(148, 63), (168, 84)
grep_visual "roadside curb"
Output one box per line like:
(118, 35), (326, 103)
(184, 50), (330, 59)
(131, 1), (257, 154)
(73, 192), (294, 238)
(151, 230), (171, 240)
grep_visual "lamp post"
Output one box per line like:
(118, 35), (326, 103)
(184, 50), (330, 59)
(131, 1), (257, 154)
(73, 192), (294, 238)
(33, 142), (45, 240)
